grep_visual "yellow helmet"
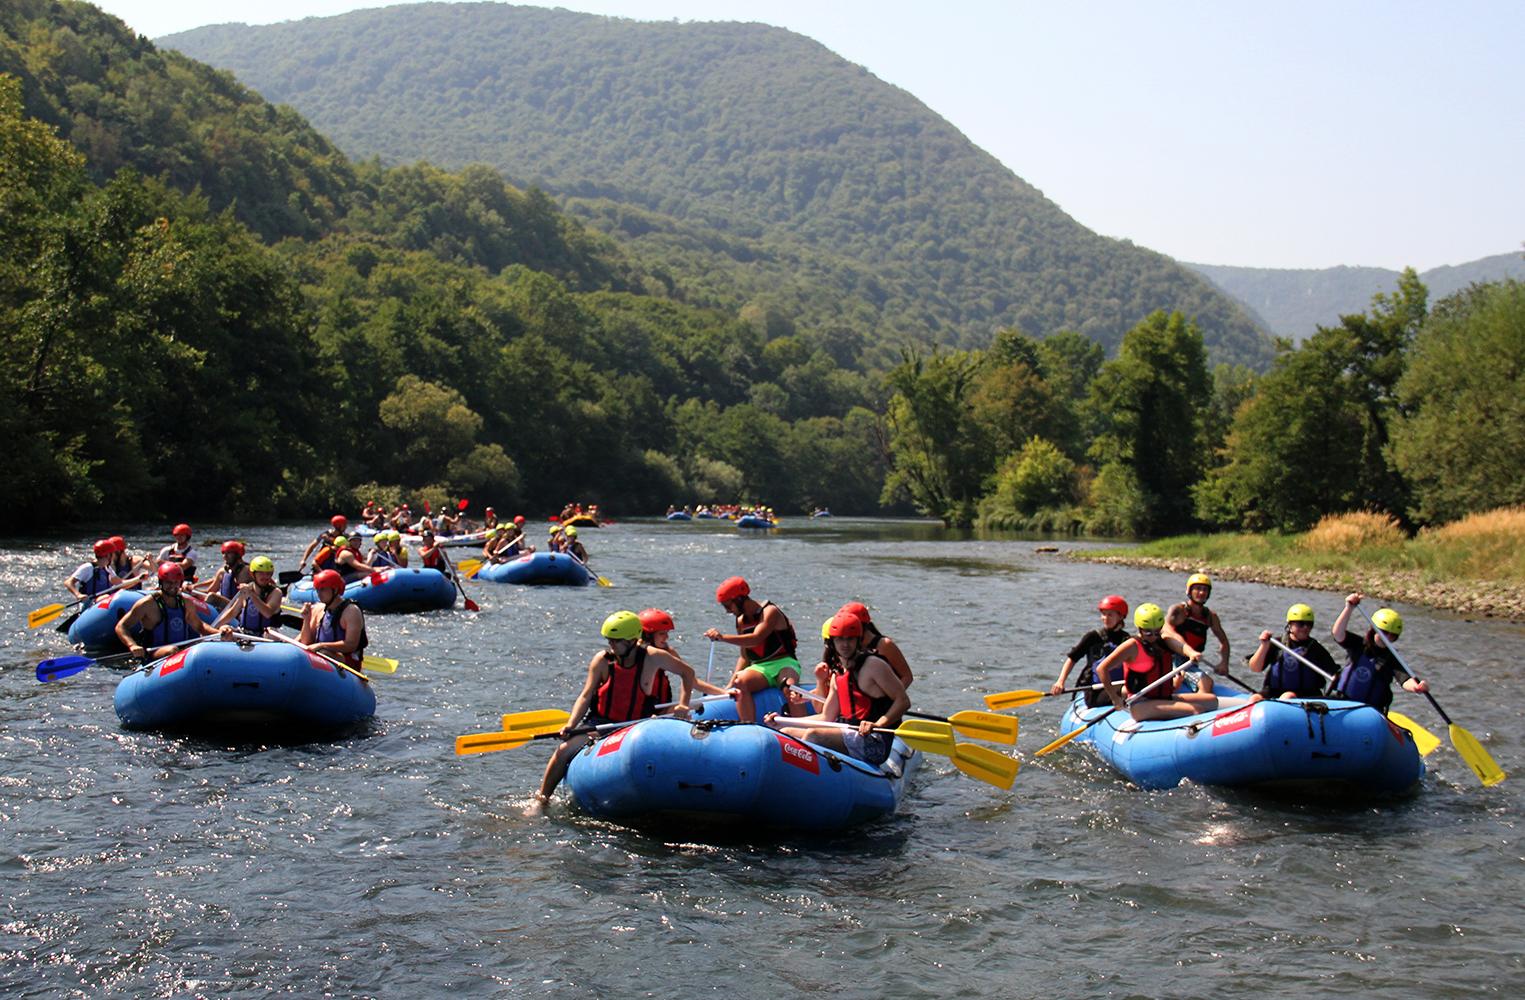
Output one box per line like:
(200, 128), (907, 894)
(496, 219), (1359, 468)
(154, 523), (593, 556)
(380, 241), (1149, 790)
(1134, 603), (1166, 631)
(1371, 607), (1404, 638)
(601, 610), (642, 641)
(1187, 573), (1212, 592)
(249, 556), (275, 573)
(821, 618), (834, 639)
(565, 526), (578, 538)
(1286, 603), (1315, 624)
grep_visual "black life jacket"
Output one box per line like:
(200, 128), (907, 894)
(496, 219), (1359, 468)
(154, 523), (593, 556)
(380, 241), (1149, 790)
(737, 601), (797, 664)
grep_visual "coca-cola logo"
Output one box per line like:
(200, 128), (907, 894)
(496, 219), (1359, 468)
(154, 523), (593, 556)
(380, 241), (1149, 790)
(776, 734), (819, 774)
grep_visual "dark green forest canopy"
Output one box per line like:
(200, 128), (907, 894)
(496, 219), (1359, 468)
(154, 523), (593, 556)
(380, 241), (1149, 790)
(163, 2), (1275, 368)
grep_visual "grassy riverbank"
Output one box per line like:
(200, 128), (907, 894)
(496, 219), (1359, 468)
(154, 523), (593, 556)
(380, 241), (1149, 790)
(1067, 508), (1525, 620)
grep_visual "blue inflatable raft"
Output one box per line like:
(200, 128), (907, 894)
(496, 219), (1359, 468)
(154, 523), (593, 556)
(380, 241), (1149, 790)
(286, 567), (456, 612)
(67, 589), (215, 653)
(565, 688), (920, 830)
(114, 638), (375, 733)
(475, 552), (590, 586)
(665, 511), (692, 521)
(736, 514), (776, 529)
(1058, 693), (1424, 794)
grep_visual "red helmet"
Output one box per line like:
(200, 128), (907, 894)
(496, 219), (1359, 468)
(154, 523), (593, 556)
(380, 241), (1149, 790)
(513, 515), (525, 525)
(312, 569), (345, 594)
(485, 506), (495, 514)
(826, 611), (863, 638)
(171, 523), (192, 538)
(1097, 595), (1129, 616)
(639, 608), (675, 633)
(838, 601), (871, 623)
(109, 535), (126, 553)
(221, 540), (245, 557)
(156, 562), (184, 584)
(92, 539), (113, 559)
(331, 515), (348, 530)
(715, 576), (750, 604)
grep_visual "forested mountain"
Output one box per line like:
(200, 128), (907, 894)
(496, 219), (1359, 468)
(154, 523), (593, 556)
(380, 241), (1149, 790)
(1189, 252), (1525, 342)
(163, 3), (1274, 368)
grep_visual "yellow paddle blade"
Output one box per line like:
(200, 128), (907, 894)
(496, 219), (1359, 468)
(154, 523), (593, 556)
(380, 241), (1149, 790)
(952, 743), (1020, 790)
(947, 710), (1019, 745)
(891, 719), (956, 755)
(983, 688), (1045, 711)
(1449, 723), (1506, 787)
(362, 655), (398, 674)
(595, 574), (613, 587)
(501, 709), (572, 733)
(455, 729), (537, 756)
(456, 559), (482, 577)
(28, 604), (67, 628)
(1035, 724), (1091, 758)
(1388, 711), (1441, 757)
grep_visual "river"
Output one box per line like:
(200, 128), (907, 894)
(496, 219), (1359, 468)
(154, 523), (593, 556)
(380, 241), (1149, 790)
(1, 518), (1520, 998)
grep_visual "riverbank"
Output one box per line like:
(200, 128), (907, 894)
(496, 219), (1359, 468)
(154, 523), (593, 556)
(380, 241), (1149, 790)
(1065, 508), (1525, 621)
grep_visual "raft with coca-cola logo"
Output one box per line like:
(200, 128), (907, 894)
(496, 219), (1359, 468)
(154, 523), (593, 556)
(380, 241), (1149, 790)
(564, 689), (921, 830)
(1057, 691), (1424, 793)
(113, 637), (376, 733)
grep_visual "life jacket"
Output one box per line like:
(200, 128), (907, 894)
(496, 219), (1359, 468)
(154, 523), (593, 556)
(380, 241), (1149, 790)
(1122, 637), (1173, 698)
(594, 646), (656, 722)
(737, 601), (797, 664)
(1264, 638), (1329, 699)
(335, 550), (368, 584)
(1079, 627), (1129, 707)
(140, 594), (189, 648)
(218, 561), (248, 600)
(313, 545), (337, 571)
(1334, 644), (1397, 711)
(834, 649), (895, 725)
(238, 582), (279, 633)
(421, 546), (446, 571)
(371, 549), (399, 569)
(81, 564), (113, 598)
(317, 598), (368, 670)
(1177, 605), (1210, 652)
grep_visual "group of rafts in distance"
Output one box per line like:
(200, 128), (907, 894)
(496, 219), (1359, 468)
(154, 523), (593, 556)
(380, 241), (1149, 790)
(29, 521), (1506, 833)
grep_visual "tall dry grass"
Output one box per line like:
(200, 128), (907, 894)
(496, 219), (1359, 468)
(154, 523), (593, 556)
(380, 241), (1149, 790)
(1295, 511), (1406, 555)
(1415, 506), (1525, 580)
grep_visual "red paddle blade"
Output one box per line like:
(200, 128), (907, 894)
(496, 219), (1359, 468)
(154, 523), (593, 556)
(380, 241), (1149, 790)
(458, 498), (470, 510)
(464, 595), (480, 612)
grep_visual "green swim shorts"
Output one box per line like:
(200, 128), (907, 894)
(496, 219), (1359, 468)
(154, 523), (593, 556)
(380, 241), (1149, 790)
(744, 655), (801, 687)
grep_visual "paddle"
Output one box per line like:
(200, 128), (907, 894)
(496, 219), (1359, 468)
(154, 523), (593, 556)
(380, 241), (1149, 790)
(788, 686), (1017, 745)
(775, 718), (1020, 790)
(1265, 637), (1442, 757)
(262, 628), (374, 682)
(566, 551), (612, 587)
(34, 633), (211, 683)
(441, 550), (480, 612)
(1034, 659), (1196, 757)
(28, 581), (130, 629)
(500, 709), (573, 732)
(984, 683), (1108, 711)
(278, 570), (303, 586)
(456, 718), (635, 756)
(1354, 608), (1505, 786)
(456, 558), (483, 577)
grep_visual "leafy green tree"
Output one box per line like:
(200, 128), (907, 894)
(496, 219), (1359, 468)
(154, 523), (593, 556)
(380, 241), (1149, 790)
(979, 436), (1078, 528)
(1390, 280), (1525, 523)
(880, 349), (990, 526)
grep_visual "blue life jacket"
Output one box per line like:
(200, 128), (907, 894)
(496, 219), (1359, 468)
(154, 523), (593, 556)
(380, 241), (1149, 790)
(82, 565), (113, 598)
(1334, 648), (1396, 711)
(371, 550), (399, 568)
(238, 583), (278, 633)
(317, 598), (367, 669)
(1265, 639), (1329, 698)
(219, 562), (247, 600)
(141, 594), (188, 648)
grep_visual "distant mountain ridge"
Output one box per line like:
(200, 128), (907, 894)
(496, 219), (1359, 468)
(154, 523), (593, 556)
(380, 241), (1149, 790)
(163, 3), (1274, 367)
(1188, 252), (1525, 342)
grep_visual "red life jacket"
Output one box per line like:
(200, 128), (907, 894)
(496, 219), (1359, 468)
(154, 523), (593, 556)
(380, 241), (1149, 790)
(594, 646), (656, 722)
(1177, 606), (1210, 652)
(1122, 638), (1173, 698)
(834, 651), (894, 725)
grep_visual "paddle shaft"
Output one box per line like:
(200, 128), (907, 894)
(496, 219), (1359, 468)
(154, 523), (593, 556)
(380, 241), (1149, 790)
(1036, 659), (1195, 756)
(1354, 607), (1452, 724)
(262, 627), (369, 683)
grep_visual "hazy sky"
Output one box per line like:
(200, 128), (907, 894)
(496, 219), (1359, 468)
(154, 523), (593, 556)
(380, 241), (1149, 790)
(90, 0), (1524, 271)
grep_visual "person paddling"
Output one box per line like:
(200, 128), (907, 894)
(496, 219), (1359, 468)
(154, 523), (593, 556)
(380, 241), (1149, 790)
(526, 611), (706, 816)
(1163, 573), (1228, 695)
(201, 540), (252, 609)
(333, 534), (376, 584)
(1093, 603), (1213, 721)
(564, 526), (590, 563)
(765, 611), (910, 765)
(704, 576), (801, 723)
(1051, 595), (1132, 707)
(156, 523), (199, 581)
(67, 540), (124, 600)
(369, 530), (401, 568)
(638, 608), (728, 700)
(1247, 603), (1336, 701)
(115, 562), (229, 659)
(297, 569), (368, 672)
(107, 536), (147, 590)
(298, 515), (348, 574)
(1329, 594), (1427, 712)
(214, 556), (284, 633)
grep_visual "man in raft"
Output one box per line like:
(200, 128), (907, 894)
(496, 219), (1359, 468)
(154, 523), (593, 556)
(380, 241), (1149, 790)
(1163, 572), (1228, 695)
(765, 610), (910, 766)
(214, 556), (285, 634)
(115, 562), (230, 659)
(107, 535), (147, 589)
(156, 523), (199, 581)
(296, 569), (369, 674)
(298, 515), (348, 574)
(526, 611), (703, 816)
(66, 539), (124, 600)
(199, 540), (252, 609)
(704, 575), (800, 723)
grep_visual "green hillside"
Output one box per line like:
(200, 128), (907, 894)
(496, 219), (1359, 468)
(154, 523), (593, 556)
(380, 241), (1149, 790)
(163, 3), (1274, 368)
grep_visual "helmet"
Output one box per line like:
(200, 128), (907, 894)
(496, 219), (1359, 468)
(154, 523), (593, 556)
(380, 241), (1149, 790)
(1098, 594), (1129, 616)
(221, 540), (245, 556)
(639, 608), (675, 633)
(826, 611), (864, 638)
(820, 618), (835, 640)
(172, 523), (192, 538)
(513, 515), (525, 525)
(346, 535), (362, 547)
(156, 562), (184, 585)
(565, 526), (578, 538)
(1371, 607), (1404, 638)
(332, 535), (347, 548)
(485, 506), (495, 514)
(92, 539), (113, 559)
(485, 527), (499, 538)
(838, 601), (871, 623)
(548, 525), (560, 535)
(249, 556), (275, 573)
(601, 610), (642, 641)
(1187, 573), (1212, 593)
(312, 569), (345, 594)
(1134, 603), (1166, 631)
(109, 535), (127, 553)
(1286, 603), (1315, 624)
(330, 515), (348, 530)
(716, 576), (750, 604)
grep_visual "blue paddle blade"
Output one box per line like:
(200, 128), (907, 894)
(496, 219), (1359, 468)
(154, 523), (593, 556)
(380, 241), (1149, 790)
(36, 655), (93, 683)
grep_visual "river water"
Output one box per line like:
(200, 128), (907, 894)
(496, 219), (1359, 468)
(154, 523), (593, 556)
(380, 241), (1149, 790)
(1, 518), (1520, 998)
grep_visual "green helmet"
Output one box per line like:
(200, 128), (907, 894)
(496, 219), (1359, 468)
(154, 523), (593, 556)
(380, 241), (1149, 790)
(1371, 607), (1404, 638)
(332, 535), (347, 547)
(249, 556), (275, 573)
(565, 526), (578, 538)
(1286, 603), (1315, 624)
(601, 610), (642, 641)
(486, 527), (499, 538)
(1134, 603), (1166, 631)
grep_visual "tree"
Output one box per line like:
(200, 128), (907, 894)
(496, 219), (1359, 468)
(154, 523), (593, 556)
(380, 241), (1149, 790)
(1390, 280), (1525, 523)
(880, 349), (990, 526)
